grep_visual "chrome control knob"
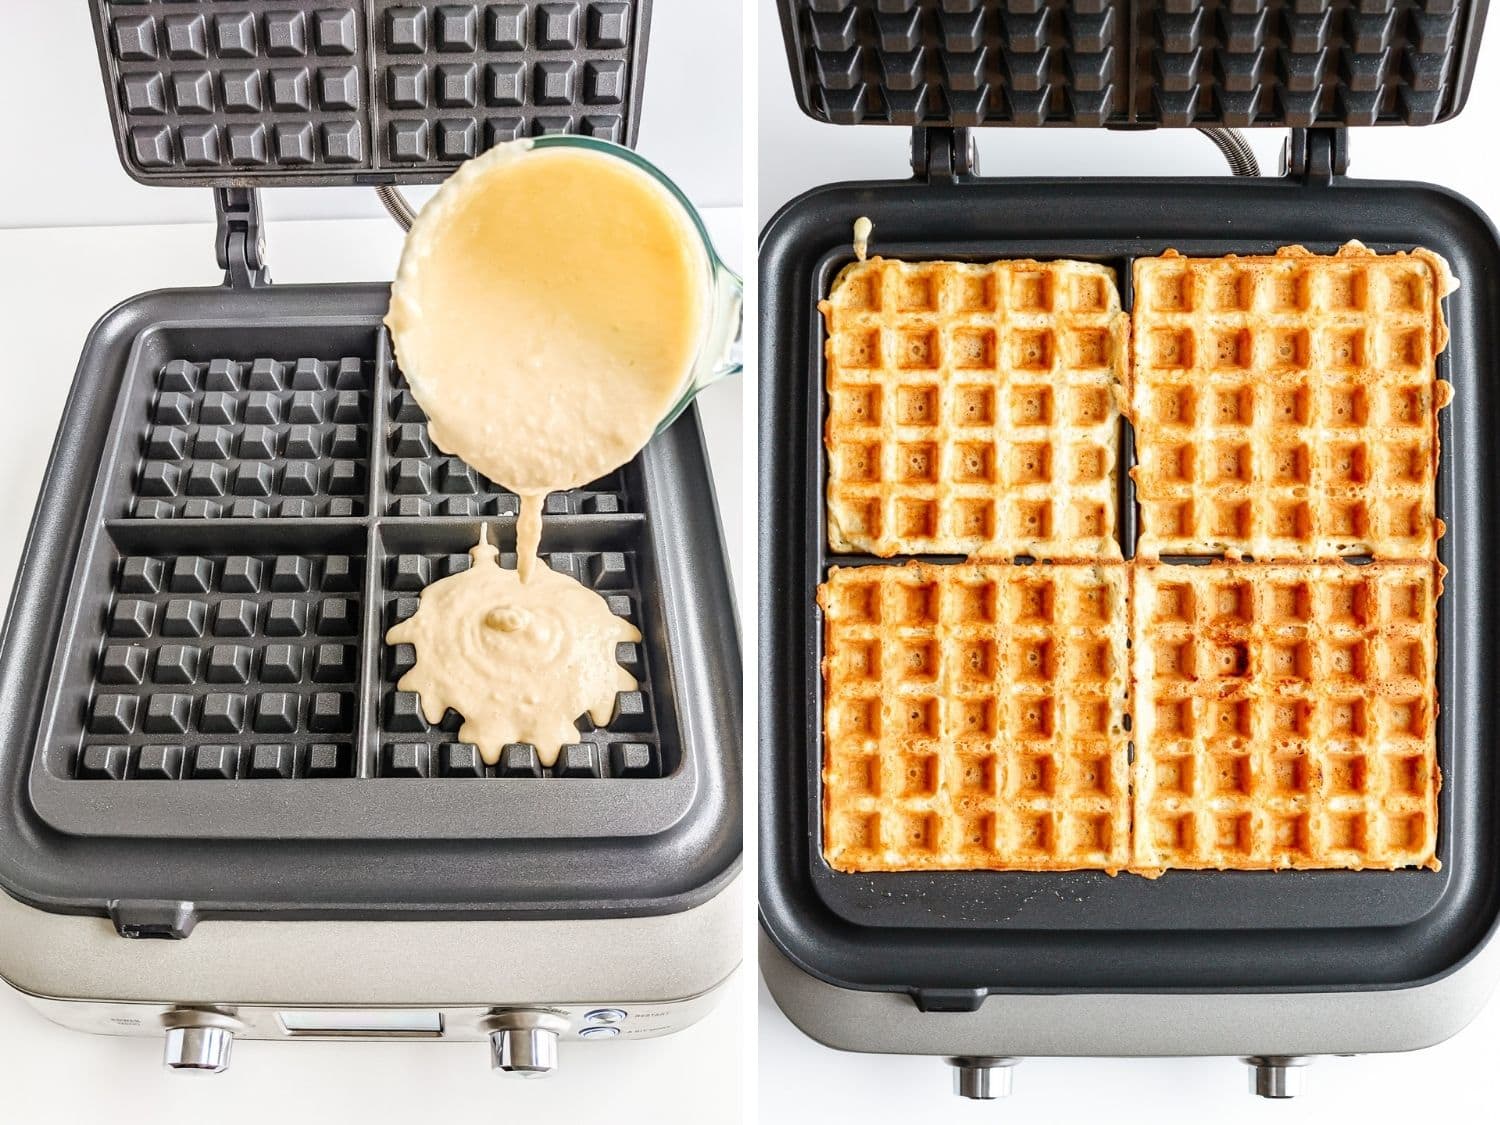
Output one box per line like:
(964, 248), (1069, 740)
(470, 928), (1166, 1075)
(1244, 1055), (1311, 1098)
(163, 1026), (233, 1074)
(945, 1056), (1019, 1099)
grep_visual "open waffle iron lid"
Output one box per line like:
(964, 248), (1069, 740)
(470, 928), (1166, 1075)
(92, 0), (655, 186)
(776, 0), (1488, 130)
(760, 1), (1500, 1004)
(0, 0), (741, 936)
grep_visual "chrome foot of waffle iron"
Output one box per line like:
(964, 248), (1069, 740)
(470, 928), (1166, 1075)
(164, 1026), (233, 1074)
(1244, 1055), (1312, 1098)
(946, 1056), (1020, 1099)
(485, 1011), (569, 1078)
(162, 1009), (241, 1074)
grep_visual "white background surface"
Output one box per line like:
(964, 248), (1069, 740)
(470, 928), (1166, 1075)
(0, 208), (745, 1124)
(0, 0), (742, 229)
(756, 5), (1500, 1123)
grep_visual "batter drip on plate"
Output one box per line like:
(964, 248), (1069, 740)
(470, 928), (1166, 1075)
(385, 527), (641, 768)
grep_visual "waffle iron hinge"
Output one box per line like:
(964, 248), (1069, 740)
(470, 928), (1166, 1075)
(910, 126), (978, 183)
(214, 187), (270, 289)
(108, 898), (198, 940)
(1281, 126), (1350, 187)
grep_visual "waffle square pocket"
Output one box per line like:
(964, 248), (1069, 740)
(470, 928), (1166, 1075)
(819, 561), (1131, 873)
(1131, 561), (1440, 873)
(822, 258), (1128, 560)
(1130, 244), (1453, 561)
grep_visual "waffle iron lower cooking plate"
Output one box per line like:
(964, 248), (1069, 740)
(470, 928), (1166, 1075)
(759, 175), (1500, 1000)
(0, 281), (739, 930)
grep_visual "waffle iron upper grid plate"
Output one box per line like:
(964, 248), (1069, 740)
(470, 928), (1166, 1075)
(0, 282), (740, 924)
(758, 175), (1500, 997)
(91, 0), (655, 185)
(775, 0), (1488, 129)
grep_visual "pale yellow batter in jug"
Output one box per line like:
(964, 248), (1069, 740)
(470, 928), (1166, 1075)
(386, 528), (641, 767)
(386, 139), (709, 580)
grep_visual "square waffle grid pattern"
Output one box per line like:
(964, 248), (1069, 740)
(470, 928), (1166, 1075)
(1130, 250), (1446, 560)
(52, 325), (675, 788)
(820, 562), (1130, 872)
(374, 0), (639, 166)
(822, 257), (1126, 560)
(75, 551), (361, 781)
(1132, 562), (1440, 872)
(103, 2), (372, 175)
(781, 0), (1472, 127)
(132, 354), (370, 520)
(94, 1), (649, 183)
(385, 364), (632, 516)
(378, 544), (664, 778)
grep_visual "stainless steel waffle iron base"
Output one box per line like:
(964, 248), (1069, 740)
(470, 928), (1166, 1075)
(760, 930), (1498, 1100)
(0, 266), (741, 1077)
(0, 877), (739, 1074)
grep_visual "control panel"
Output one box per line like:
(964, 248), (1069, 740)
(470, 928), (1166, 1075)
(24, 991), (725, 1075)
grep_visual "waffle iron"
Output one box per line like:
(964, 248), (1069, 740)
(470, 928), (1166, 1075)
(760, 0), (1500, 1101)
(0, 0), (742, 1075)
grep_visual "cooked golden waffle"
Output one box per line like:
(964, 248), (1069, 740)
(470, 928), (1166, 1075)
(821, 257), (1127, 560)
(1131, 561), (1440, 874)
(1131, 244), (1454, 560)
(819, 561), (1131, 873)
